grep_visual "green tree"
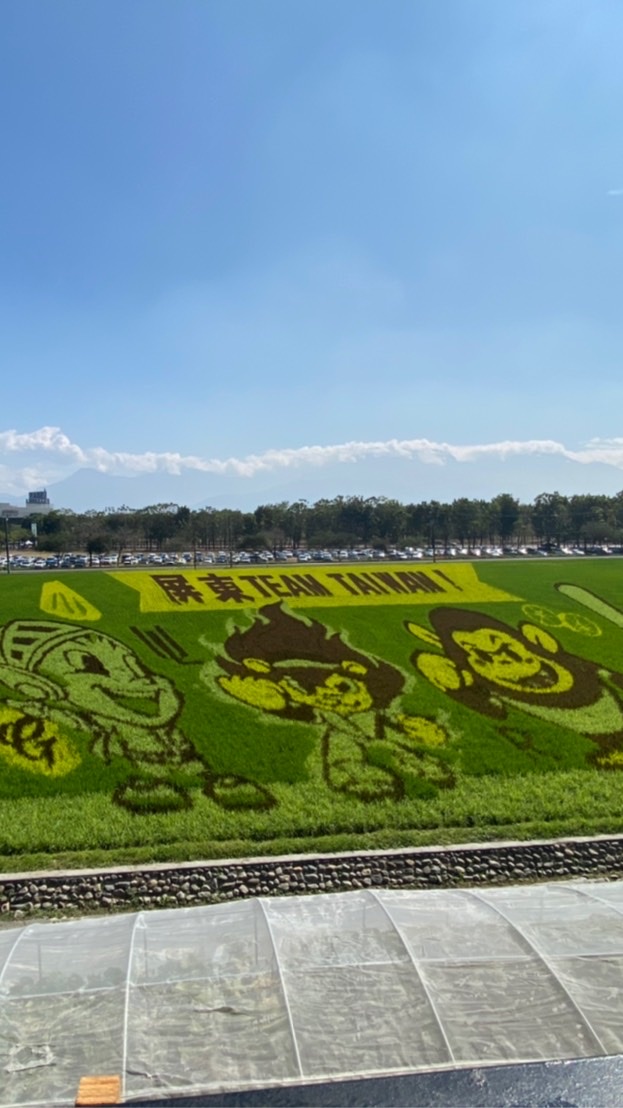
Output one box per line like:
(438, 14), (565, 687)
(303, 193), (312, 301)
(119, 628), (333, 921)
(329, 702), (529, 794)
(489, 494), (520, 543)
(450, 498), (479, 545)
(284, 500), (308, 549)
(531, 492), (569, 545)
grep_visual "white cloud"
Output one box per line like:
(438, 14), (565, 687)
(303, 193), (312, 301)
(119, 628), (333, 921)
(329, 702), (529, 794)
(2, 427), (623, 498)
(608, 188), (623, 196)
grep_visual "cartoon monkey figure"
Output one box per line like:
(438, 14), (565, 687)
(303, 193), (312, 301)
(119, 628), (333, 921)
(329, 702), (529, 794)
(406, 607), (623, 766)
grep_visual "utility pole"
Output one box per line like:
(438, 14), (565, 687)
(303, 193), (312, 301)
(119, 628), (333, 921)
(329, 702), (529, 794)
(2, 514), (10, 574)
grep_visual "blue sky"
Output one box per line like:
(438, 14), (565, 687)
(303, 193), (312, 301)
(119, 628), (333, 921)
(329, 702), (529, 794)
(3, 0), (623, 509)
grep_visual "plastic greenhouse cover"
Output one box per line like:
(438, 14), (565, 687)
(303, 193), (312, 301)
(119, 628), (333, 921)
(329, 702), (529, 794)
(2, 880), (623, 1106)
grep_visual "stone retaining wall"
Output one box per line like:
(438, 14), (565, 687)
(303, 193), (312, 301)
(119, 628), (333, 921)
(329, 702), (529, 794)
(2, 835), (623, 920)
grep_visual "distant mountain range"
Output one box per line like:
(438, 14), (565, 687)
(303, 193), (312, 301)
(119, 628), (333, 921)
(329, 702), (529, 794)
(2, 453), (623, 513)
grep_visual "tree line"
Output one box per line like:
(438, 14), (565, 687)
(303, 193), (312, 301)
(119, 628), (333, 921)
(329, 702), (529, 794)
(15, 490), (623, 555)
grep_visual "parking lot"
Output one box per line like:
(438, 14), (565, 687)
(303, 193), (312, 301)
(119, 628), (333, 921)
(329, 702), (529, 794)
(1, 542), (620, 572)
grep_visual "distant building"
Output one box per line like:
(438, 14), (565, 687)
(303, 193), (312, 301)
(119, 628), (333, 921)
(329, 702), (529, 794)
(26, 489), (51, 506)
(23, 489), (52, 516)
(0, 491), (53, 521)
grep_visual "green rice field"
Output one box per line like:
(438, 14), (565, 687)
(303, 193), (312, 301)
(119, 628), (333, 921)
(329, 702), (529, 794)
(1, 557), (623, 871)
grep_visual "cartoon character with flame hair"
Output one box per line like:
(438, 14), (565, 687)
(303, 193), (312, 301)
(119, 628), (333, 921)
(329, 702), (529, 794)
(204, 604), (455, 802)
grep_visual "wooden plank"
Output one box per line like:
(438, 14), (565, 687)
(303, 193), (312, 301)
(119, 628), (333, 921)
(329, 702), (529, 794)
(75, 1074), (121, 1105)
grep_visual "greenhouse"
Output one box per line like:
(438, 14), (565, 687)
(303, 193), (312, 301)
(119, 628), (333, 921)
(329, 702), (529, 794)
(3, 880), (623, 1106)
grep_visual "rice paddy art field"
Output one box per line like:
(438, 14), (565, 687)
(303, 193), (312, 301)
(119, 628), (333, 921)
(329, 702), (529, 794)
(1, 558), (623, 872)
